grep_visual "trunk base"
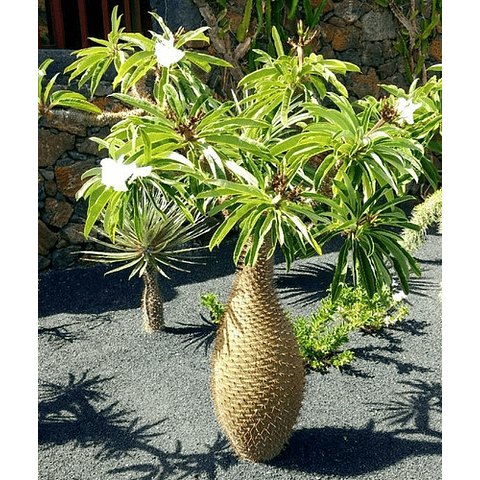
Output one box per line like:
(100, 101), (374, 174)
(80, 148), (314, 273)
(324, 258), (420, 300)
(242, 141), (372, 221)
(141, 266), (165, 333)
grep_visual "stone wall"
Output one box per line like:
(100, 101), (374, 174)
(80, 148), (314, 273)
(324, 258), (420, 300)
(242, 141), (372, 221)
(38, 0), (441, 271)
(38, 112), (110, 271)
(313, 0), (441, 97)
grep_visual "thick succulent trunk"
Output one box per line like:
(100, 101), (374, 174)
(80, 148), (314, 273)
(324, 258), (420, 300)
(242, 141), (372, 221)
(141, 265), (164, 333)
(210, 236), (305, 462)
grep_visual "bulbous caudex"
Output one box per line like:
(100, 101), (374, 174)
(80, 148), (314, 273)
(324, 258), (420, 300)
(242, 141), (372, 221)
(210, 236), (305, 462)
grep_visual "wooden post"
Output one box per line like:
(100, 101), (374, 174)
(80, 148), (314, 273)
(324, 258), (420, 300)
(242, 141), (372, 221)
(50, 0), (65, 48)
(77, 0), (89, 48)
(101, 0), (110, 39)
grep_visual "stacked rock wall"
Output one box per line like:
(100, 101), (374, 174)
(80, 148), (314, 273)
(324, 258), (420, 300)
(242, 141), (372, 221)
(38, 116), (109, 271)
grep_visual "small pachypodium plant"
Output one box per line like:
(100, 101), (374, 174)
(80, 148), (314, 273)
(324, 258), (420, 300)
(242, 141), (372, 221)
(81, 187), (212, 332)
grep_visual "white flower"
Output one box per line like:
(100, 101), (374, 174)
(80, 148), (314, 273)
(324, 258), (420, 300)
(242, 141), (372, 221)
(154, 35), (184, 67)
(395, 97), (421, 125)
(392, 290), (407, 302)
(100, 156), (152, 192)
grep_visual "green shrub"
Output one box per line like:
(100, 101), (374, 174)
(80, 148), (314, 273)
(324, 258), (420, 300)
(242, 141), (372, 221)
(400, 188), (442, 253)
(202, 284), (409, 371)
(291, 285), (409, 371)
(200, 292), (227, 324)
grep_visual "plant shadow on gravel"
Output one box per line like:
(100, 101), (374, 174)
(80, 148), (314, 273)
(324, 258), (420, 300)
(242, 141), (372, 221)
(38, 371), (165, 458)
(38, 370), (440, 479)
(275, 262), (337, 307)
(341, 319), (433, 378)
(272, 419), (441, 476)
(38, 313), (115, 348)
(38, 239), (238, 317)
(164, 315), (218, 355)
(407, 269), (440, 298)
(369, 379), (442, 439)
(38, 370), (237, 479)
(274, 377), (441, 475)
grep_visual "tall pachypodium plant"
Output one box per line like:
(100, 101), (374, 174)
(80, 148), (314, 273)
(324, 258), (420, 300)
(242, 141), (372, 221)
(79, 187), (212, 332)
(64, 7), (439, 462)
(195, 149), (330, 461)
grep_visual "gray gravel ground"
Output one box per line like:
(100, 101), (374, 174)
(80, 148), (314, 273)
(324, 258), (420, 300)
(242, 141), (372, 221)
(38, 232), (441, 480)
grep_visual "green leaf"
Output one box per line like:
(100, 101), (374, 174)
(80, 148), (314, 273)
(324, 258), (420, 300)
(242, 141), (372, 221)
(114, 50), (154, 88)
(184, 51), (233, 71)
(110, 93), (164, 117)
(305, 104), (355, 133)
(309, 74), (327, 99)
(202, 117), (269, 132)
(314, 154), (337, 191)
(270, 134), (307, 156)
(119, 32), (154, 50)
(65, 52), (107, 81)
(331, 239), (350, 301)
(271, 26), (284, 57)
(42, 72), (60, 105)
(121, 58), (157, 94)
(102, 190), (126, 239)
(49, 91), (103, 115)
(354, 243), (376, 297)
(280, 87), (294, 126)
(209, 203), (252, 249)
(153, 66), (169, 106)
(370, 250), (392, 288)
(76, 169), (102, 199)
(284, 212), (322, 256)
(233, 221), (256, 265)
(90, 57), (113, 96)
(238, 67), (278, 89)
(419, 155), (440, 188)
(175, 27), (210, 48)
(370, 230), (420, 292)
(197, 179), (267, 200)
(203, 134), (272, 158)
(139, 129), (152, 165)
(224, 160), (259, 186)
(84, 188), (115, 238)
(237, 207), (273, 265)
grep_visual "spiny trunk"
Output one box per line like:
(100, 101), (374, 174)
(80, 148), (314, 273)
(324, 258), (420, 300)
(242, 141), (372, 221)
(141, 265), (164, 333)
(210, 236), (305, 462)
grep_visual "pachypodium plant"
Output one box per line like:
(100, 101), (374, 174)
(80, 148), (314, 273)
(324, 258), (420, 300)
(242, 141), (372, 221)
(238, 25), (360, 125)
(400, 187), (442, 253)
(53, 6), (441, 463)
(79, 187), (212, 332)
(38, 58), (102, 119)
(355, 64), (442, 191)
(64, 6), (231, 101)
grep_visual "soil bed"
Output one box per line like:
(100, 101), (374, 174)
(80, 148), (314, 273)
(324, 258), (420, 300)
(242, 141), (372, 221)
(38, 233), (441, 480)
